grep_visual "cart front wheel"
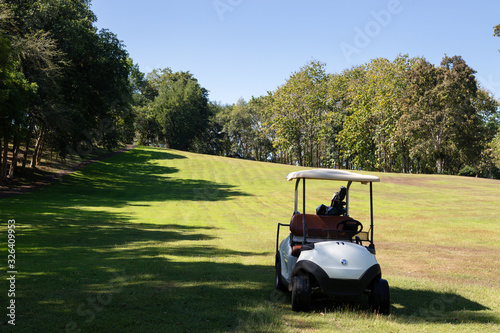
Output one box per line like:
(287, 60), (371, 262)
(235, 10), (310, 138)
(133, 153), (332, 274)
(369, 278), (390, 314)
(291, 274), (311, 311)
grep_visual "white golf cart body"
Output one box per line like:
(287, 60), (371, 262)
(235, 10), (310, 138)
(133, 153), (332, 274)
(275, 169), (390, 312)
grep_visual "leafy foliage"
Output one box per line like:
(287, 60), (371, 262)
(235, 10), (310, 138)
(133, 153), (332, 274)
(260, 55), (499, 177)
(180, 54), (498, 178)
(0, 0), (133, 182)
(266, 60), (330, 166)
(133, 69), (210, 150)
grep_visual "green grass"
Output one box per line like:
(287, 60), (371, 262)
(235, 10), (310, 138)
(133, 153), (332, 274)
(0, 146), (499, 332)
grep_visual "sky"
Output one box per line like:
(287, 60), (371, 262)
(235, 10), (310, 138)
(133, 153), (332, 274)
(90, 0), (500, 105)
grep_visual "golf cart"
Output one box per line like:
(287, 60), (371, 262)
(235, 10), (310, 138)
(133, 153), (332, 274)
(275, 169), (390, 313)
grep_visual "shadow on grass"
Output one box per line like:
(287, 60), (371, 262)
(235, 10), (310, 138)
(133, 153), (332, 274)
(270, 285), (496, 325)
(390, 287), (495, 324)
(48, 148), (250, 207)
(2, 211), (275, 332)
(0, 147), (278, 332)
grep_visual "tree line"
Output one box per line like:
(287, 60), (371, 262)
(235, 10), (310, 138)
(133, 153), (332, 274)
(135, 56), (499, 178)
(1, 0), (499, 182)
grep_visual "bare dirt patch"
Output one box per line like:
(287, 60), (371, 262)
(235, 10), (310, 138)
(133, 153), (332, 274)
(0, 145), (136, 199)
(378, 241), (500, 287)
(383, 174), (500, 191)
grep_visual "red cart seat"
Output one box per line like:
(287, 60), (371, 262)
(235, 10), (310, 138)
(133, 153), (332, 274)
(289, 214), (356, 256)
(290, 213), (354, 238)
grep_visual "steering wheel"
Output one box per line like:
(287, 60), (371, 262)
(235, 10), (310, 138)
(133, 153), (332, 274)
(337, 219), (363, 235)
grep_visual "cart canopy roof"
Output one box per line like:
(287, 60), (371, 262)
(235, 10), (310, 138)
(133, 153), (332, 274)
(286, 169), (380, 183)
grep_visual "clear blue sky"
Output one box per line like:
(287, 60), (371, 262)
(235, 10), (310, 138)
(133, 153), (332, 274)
(91, 0), (500, 105)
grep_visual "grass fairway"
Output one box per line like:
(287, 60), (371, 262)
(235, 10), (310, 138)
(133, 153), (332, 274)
(1, 146), (499, 332)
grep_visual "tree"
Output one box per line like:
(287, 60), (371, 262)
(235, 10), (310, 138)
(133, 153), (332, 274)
(488, 24), (500, 176)
(321, 72), (350, 168)
(339, 55), (414, 172)
(190, 101), (228, 156)
(247, 96), (274, 161)
(0, 4), (47, 180)
(492, 129), (500, 174)
(266, 60), (329, 166)
(459, 88), (498, 176)
(214, 97), (272, 160)
(217, 99), (253, 158)
(401, 56), (481, 174)
(0, 33), (37, 181)
(151, 70), (209, 150)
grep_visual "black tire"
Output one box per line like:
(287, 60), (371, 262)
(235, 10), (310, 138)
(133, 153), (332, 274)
(275, 253), (287, 291)
(291, 275), (311, 312)
(369, 278), (390, 314)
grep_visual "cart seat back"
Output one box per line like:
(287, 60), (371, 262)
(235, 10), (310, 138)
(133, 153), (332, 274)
(290, 213), (354, 238)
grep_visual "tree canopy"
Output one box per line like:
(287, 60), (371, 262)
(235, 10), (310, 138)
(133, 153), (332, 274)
(207, 56), (499, 177)
(133, 69), (210, 151)
(0, 0), (133, 182)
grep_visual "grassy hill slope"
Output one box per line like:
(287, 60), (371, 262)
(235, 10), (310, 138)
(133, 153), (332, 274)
(1, 146), (499, 332)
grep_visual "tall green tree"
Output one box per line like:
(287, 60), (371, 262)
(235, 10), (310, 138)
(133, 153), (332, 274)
(0, 32), (37, 181)
(321, 72), (351, 168)
(189, 101), (228, 156)
(213, 97), (272, 160)
(401, 56), (480, 174)
(266, 60), (329, 166)
(339, 55), (414, 172)
(150, 70), (209, 150)
(469, 89), (499, 177)
(492, 129), (500, 174)
(217, 98), (253, 158)
(0, 4), (50, 180)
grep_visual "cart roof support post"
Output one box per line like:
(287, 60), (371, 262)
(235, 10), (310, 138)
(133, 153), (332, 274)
(302, 178), (307, 244)
(370, 181), (374, 245)
(294, 178), (300, 214)
(345, 181), (352, 216)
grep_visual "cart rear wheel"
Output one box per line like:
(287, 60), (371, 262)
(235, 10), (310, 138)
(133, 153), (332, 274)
(369, 278), (390, 314)
(291, 274), (311, 311)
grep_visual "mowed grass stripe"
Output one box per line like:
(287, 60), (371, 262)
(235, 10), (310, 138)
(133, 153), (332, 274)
(0, 146), (498, 332)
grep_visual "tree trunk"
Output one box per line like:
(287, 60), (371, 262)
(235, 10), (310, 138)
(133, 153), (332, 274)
(31, 129), (45, 169)
(1, 135), (9, 183)
(436, 157), (444, 174)
(22, 117), (34, 170)
(36, 137), (45, 165)
(297, 141), (303, 166)
(7, 135), (19, 180)
(401, 140), (408, 174)
(316, 143), (320, 168)
(0, 137), (3, 183)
